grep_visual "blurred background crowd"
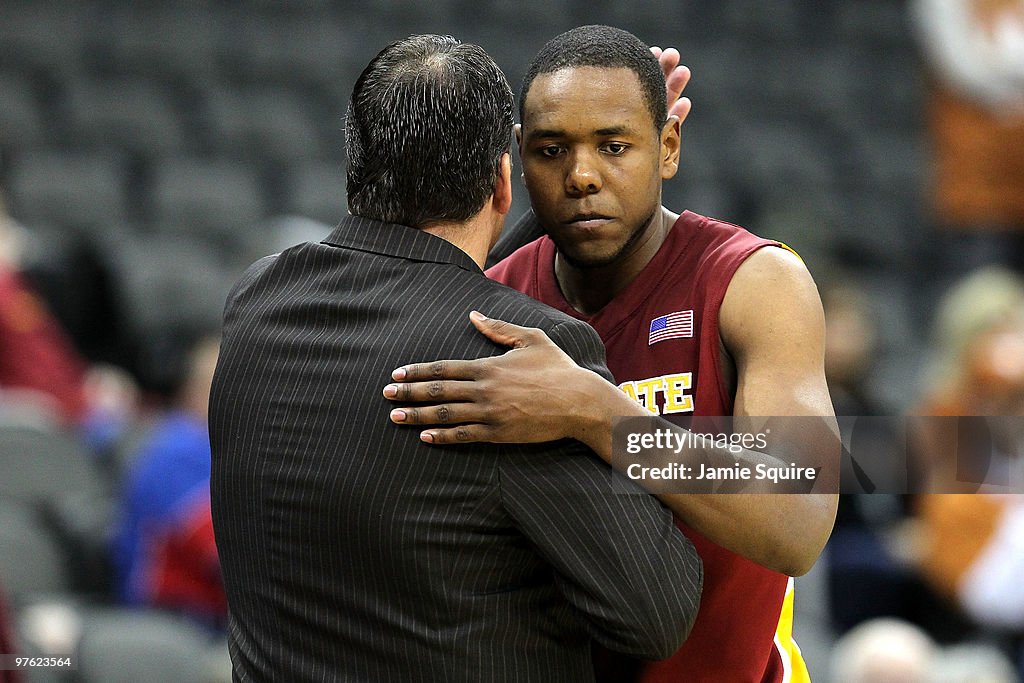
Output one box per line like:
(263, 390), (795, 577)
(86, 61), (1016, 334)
(1, 0), (1023, 681)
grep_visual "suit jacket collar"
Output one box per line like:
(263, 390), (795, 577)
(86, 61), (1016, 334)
(322, 214), (482, 274)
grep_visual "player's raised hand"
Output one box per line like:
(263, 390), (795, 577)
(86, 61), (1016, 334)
(383, 311), (602, 446)
(651, 46), (692, 124)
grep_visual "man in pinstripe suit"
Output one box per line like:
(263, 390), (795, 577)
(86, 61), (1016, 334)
(208, 35), (702, 683)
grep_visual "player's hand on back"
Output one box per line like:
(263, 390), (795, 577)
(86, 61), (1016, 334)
(651, 46), (691, 123)
(383, 311), (602, 446)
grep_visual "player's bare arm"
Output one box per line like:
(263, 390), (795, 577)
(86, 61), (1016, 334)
(383, 249), (839, 577)
(673, 246), (839, 576)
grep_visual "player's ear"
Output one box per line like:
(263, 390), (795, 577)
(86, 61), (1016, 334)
(493, 152), (513, 215)
(660, 116), (681, 180)
(514, 124), (523, 153)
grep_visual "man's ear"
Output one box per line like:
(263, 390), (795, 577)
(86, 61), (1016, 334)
(493, 152), (513, 215)
(660, 116), (681, 180)
(514, 124), (523, 153)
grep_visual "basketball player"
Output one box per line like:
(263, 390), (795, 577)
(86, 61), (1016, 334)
(383, 26), (839, 683)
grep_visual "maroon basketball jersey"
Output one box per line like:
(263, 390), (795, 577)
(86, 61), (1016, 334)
(488, 211), (799, 683)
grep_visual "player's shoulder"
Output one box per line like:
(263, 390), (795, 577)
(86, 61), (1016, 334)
(724, 245), (819, 322)
(720, 237), (823, 351)
(732, 241), (809, 281)
(671, 210), (803, 285)
(677, 210), (775, 250)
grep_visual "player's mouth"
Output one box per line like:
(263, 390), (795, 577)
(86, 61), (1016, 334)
(563, 213), (614, 229)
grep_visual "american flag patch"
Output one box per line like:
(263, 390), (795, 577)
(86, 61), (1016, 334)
(648, 310), (694, 345)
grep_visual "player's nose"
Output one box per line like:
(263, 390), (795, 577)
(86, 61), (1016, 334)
(565, 150), (602, 196)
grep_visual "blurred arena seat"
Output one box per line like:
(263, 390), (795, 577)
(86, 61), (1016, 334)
(0, 501), (72, 602)
(76, 608), (221, 683)
(0, 418), (104, 508)
(18, 600), (230, 683)
(853, 132), (926, 190)
(835, 0), (911, 47)
(0, 1), (87, 77)
(675, 178), (735, 225)
(148, 157), (265, 249)
(216, 14), (361, 90)
(106, 234), (234, 338)
(0, 73), (45, 149)
(103, 233), (236, 393)
(63, 78), (188, 157)
(726, 121), (836, 190)
(85, 5), (221, 82)
(722, 0), (803, 41)
(0, 407), (114, 600)
(246, 0), (336, 10)
(200, 85), (324, 162)
(286, 161), (347, 225)
(7, 151), (128, 229)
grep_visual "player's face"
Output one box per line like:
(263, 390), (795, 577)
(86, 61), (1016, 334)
(519, 66), (679, 269)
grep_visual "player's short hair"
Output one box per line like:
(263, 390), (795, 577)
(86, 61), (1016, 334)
(345, 34), (514, 228)
(520, 25), (666, 131)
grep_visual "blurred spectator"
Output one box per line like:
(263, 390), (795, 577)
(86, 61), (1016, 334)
(913, 268), (1024, 492)
(829, 617), (937, 683)
(0, 193), (139, 452)
(111, 335), (225, 630)
(913, 0), (1024, 276)
(918, 267), (1024, 417)
(823, 282), (882, 417)
(0, 194), (90, 423)
(919, 495), (1024, 630)
(910, 268), (1024, 675)
(821, 281), (921, 635)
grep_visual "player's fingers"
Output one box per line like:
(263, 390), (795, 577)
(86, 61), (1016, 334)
(650, 46), (663, 59)
(382, 380), (476, 402)
(392, 358), (482, 382)
(389, 403), (486, 426)
(469, 311), (545, 349)
(666, 64), (690, 99)
(658, 47), (681, 80)
(669, 96), (692, 125)
(420, 425), (491, 445)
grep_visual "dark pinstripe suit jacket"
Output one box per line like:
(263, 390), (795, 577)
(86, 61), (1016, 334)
(209, 215), (702, 683)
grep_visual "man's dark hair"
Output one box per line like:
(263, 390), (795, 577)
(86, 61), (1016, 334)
(520, 25), (666, 131)
(345, 35), (514, 228)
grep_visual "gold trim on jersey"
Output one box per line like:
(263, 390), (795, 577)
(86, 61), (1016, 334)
(774, 577), (810, 683)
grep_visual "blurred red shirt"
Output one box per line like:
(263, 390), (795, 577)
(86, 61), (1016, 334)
(0, 267), (87, 422)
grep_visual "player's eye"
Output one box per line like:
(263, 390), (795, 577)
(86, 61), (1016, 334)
(539, 145), (563, 158)
(602, 142), (629, 155)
